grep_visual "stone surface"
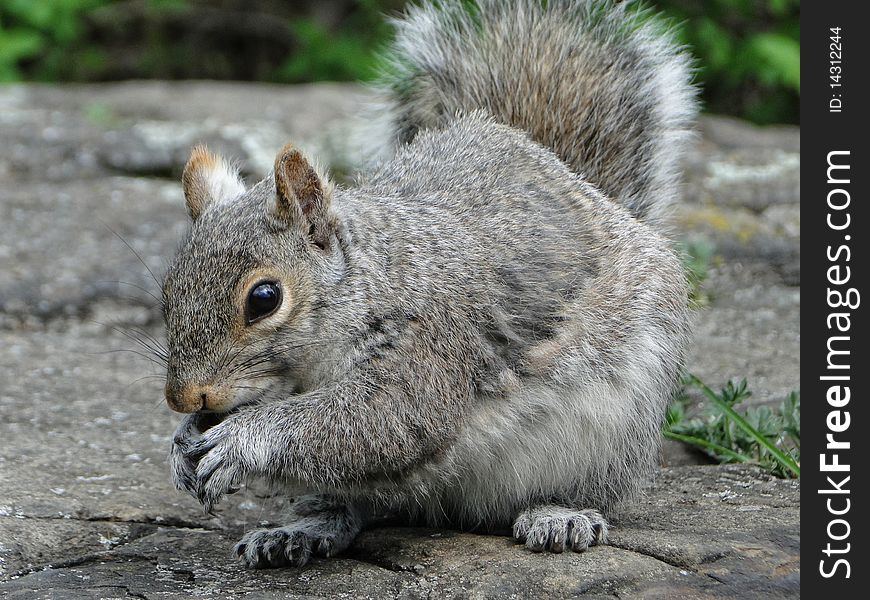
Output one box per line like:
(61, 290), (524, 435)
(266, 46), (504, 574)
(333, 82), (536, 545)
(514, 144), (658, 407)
(2, 459), (798, 599)
(0, 82), (799, 597)
(685, 263), (800, 410)
(678, 115), (800, 285)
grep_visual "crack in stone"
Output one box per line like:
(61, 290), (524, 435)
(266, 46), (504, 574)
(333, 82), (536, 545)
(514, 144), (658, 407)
(1, 516), (215, 583)
(353, 556), (425, 576)
(94, 583), (151, 600)
(84, 514), (217, 530)
(606, 541), (701, 574)
(705, 572), (729, 585)
(337, 555), (423, 578)
(9, 550), (158, 581)
(4, 513), (216, 531)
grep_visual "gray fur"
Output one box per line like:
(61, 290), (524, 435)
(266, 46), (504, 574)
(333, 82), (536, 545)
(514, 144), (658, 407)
(164, 0), (695, 567)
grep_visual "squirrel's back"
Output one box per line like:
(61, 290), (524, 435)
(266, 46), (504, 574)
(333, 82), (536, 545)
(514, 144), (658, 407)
(380, 0), (697, 225)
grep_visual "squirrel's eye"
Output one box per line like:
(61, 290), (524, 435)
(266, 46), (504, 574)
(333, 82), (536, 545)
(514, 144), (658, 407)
(246, 282), (281, 324)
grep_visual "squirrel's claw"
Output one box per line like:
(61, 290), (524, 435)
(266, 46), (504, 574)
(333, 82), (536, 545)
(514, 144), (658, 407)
(184, 438), (213, 463)
(169, 413), (205, 497)
(188, 419), (248, 512)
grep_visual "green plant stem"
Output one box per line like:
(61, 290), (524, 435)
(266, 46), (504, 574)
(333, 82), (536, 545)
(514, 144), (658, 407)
(663, 430), (753, 463)
(687, 374), (801, 477)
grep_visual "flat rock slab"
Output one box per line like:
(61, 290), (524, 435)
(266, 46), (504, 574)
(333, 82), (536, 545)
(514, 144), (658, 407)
(1, 464), (798, 599)
(0, 82), (800, 597)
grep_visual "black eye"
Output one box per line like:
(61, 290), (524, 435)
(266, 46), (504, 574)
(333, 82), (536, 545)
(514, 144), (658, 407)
(246, 281), (281, 324)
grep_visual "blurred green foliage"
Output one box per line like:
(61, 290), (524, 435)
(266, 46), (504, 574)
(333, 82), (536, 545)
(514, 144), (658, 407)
(1, 0), (798, 124)
(275, 1), (393, 83)
(652, 0), (799, 124)
(0, 0), (108, 81)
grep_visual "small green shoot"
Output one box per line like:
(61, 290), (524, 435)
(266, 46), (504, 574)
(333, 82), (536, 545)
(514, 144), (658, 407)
(83, 102), (119, 127)
(678, 239), (714, 308)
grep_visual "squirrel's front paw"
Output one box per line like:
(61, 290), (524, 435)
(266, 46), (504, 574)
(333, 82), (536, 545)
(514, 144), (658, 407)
(169, 412), (209, 496)
(513, 506), (608, 553)
(184, 417), (251, 512)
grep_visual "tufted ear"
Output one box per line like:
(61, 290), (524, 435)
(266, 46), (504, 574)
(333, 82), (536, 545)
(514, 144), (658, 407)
(181, 145), (246, 220)
(273, 143), (334, 249)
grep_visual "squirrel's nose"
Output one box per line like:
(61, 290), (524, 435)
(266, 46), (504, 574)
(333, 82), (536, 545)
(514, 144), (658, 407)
(165, 382), (225, 413)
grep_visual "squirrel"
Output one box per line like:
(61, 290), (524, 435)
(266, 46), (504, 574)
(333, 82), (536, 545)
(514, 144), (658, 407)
(165, 0), (697, 568)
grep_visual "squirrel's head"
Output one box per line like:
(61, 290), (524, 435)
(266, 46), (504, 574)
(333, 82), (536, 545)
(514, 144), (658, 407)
(162, 144), (344, 413)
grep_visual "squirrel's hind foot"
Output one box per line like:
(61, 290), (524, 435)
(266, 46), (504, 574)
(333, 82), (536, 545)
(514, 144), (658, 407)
(233, 498), (363, 568)
(233, 526), (317, 568)
(512, 506), (608, 554)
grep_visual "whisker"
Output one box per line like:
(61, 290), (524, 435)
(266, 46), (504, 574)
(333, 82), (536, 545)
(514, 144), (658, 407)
(95, 279), (164, 307)
(218, 343), (246, 375)
(91, 320), (169, 365)
(100, 220), (163, 289)
(232, 384), (270, 392)
(127, 326), (169, 357)
(239, 368), (286, 380)
(91, 347), (167, 369)
(124, 374), (165, 392)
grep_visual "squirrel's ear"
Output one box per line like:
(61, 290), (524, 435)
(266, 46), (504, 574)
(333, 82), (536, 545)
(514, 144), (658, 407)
(273, 143), (334, 248)
(181, 145), (246, 221)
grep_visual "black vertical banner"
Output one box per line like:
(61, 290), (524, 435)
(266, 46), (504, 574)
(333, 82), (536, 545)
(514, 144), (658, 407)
(802, 2), (868, 597)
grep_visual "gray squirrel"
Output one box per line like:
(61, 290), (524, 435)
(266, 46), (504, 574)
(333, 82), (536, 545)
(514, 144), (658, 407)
(165, 0), (697, 568)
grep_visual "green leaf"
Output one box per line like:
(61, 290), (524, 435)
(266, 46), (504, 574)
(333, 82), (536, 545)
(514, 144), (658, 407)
(748, 33), (800, 91)
(688, 375), (801, 477)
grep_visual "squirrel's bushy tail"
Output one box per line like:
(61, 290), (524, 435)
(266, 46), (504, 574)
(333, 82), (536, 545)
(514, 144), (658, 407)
(380, 0), (698, 224)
